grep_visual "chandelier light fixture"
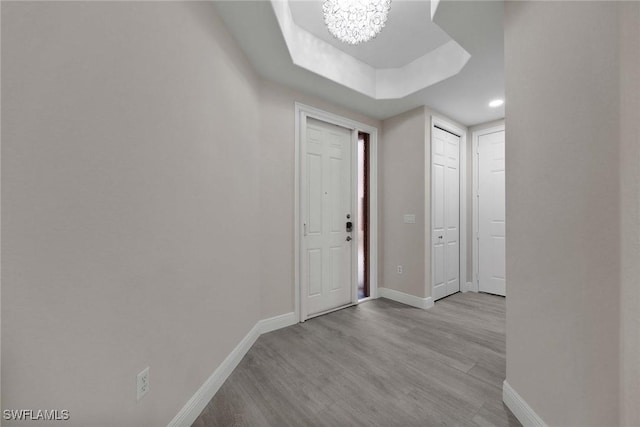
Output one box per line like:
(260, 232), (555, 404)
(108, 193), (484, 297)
(323, 0), (392, 46)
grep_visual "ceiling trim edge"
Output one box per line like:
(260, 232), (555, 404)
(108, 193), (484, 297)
(270, 0), (470, 100)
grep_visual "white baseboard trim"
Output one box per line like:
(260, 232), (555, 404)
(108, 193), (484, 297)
(167, 312), (296, 427)
(378, 287), (434, 310)
(257, 311), (297, 334)
(465, 281), (477, 292)
(503, 380), (548, 427)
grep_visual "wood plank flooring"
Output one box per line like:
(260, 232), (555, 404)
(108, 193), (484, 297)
(193, 292), (521, 427)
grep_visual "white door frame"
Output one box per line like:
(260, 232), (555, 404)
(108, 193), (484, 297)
(472, 124), (506, 293)
(295, 103), (379, 322)
(429, 116), (467, 300)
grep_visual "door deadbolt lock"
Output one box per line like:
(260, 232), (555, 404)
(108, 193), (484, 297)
(346, 221), (353, 232)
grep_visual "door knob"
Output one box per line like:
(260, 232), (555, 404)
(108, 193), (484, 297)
(346, 236), (352, 242)
(438, 235), (443, 239)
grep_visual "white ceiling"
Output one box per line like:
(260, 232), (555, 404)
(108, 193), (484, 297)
(288, 0), (452, 68)
(214, 1), (504, 126)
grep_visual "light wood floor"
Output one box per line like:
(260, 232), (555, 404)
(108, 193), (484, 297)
(193, 292), (521, 427)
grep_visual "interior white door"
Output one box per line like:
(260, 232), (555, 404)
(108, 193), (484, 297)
(302, 117), (353, 318)
(432, 127), (460, 301)
(477, 130), (506, 296)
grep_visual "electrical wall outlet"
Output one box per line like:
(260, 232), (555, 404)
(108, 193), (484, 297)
(137, 366), (149, 401)
(397, 265), (403, 274)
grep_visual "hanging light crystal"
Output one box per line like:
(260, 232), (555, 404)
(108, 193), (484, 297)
(323, 0), (392, 45)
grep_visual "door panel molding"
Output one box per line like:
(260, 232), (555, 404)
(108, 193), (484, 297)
(430, 116), (467, 302)
(295, 103), (379, 322)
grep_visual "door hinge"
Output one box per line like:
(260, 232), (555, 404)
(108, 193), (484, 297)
(303, 223), (307, 236)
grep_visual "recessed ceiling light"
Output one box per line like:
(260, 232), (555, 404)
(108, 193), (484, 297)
(489, 99), (504, 108)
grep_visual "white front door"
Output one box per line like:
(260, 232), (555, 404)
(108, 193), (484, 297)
(477, 129), (506, 296)
(301, 117), (354, 319)
(432, 127), (460, 301)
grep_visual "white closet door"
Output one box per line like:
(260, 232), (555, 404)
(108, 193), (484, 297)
(478, 130), (506, 296)
(432, 127), (460, 301)
(302, 118), (353, 318)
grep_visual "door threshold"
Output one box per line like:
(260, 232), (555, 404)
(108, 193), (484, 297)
(478, 291), (506, 298)
(434, 291), (461, 302)
(306, 303), (355, 320)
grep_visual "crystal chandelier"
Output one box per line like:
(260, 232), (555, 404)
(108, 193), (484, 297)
(323, 0), (392, 46)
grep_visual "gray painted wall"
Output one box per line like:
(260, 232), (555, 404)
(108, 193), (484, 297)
(2, 3), (263, 425)
(505, 2), (623, 425)
(380, 107), (428, 298)
(619, 2), (640, 425)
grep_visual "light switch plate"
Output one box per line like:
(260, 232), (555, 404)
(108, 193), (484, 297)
(137, 366), (149, 401)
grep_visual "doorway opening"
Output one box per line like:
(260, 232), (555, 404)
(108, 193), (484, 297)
(472, 125), (506, 296)
(295, 102), (379, 322)
(358, 132), (370, 299)
(430, 117), (467, 303)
